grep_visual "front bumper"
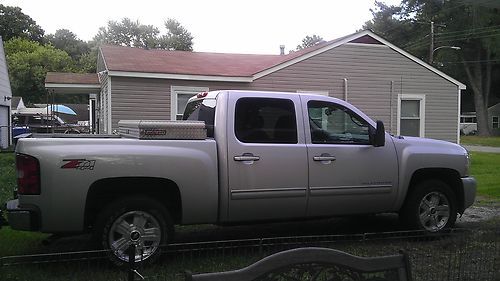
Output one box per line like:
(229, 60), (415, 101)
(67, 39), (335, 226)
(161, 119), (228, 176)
(461, 176), (477, 211)
(5, 199), (40, 231)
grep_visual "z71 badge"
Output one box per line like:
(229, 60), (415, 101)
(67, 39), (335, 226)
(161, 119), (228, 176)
(61, 159), (96, 170)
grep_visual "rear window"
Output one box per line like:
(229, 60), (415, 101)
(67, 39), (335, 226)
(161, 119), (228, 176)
(183, 98), (216, 137)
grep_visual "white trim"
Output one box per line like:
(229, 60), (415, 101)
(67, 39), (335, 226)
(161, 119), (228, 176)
(170, 86), (209, 120)
(397, 94), (426, 137)
(252, 30), (466, 90)
(44, 83), (100, 89)
(108, 70), (252, 83)
(296, 90), (329, 96)
(492, 116), (500, 129)
(457, 88), (461, 144)
(107, 76), (112, 133)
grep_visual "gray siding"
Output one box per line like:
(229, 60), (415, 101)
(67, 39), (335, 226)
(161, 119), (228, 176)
(109, 42), (460, 142)
(0, 37), (12, 148)
(488, 103), (500, 136)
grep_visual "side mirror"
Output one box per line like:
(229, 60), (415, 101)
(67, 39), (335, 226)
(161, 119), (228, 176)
(371, 120), (385, 147)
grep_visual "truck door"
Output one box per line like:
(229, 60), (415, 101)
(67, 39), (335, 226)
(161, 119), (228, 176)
(227, 93), (308, 221)
(303, 97), (398, 217)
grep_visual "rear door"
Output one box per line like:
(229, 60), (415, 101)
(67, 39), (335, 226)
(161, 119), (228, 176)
(303, 97), (398, 217)
(227, 92), (308, 221)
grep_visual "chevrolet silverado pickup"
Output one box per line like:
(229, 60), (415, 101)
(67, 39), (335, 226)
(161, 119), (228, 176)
(5, 90), (476, 263)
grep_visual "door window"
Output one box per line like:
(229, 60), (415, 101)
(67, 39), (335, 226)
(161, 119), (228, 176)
(235, 98), (297, 144)
(307, 100), (370, 145)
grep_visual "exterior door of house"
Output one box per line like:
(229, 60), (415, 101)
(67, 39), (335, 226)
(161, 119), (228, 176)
(226, 92), (309, 221)
(302, 97), (398, 217)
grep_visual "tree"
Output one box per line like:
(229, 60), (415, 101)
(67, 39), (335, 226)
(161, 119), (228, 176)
(4, 38), (75, 103)
(363, 0), (500, 136)
(159, 19), (193, 51)
(0, 5), (44, 42)
(93, 17), (193, 51)
(296, 35), (325, 50)
(45, 29), (90, 60)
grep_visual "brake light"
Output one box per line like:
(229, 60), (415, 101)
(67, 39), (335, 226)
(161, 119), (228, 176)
(16, 154), (40, 195)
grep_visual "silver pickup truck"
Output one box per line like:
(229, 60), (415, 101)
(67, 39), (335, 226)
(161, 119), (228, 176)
(5, 90), (476, 263)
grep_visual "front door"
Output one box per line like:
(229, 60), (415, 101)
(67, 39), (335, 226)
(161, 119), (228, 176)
(304, 98), (398, 217)
(227, 93), (308, 221)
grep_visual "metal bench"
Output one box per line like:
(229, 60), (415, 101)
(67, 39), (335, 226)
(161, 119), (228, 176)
(185, 247), (412, 281)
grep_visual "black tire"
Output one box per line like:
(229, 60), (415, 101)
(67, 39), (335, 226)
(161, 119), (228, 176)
(400, 179), (457, 232)
(94, 196), (173, 265)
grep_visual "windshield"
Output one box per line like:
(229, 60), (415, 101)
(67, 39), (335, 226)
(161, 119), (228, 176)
(183, 98), (216, 137)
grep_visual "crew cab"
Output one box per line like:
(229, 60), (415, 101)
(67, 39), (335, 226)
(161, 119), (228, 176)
(5, 90), (476, 263)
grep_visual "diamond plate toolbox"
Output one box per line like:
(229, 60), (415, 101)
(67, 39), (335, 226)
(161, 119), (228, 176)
(118, 120), (207, 140)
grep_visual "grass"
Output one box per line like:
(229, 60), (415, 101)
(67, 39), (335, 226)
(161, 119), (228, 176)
(469, 152), (500, 198)
(461, 136), (500, 147)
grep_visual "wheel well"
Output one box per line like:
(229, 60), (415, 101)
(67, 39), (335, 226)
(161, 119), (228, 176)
(84, 177), (182, 229)
(404, 168), (464, 213)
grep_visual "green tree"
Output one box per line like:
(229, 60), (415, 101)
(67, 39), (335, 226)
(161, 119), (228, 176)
(45, 29), (90, 60)
(4, 38), (75, 103)
(159, 18), (194, 51)
(0, 5), (44, 42)
(93, 17), (193, 51)
(364, 0), (500, 136)
(296, 35), (324, 50)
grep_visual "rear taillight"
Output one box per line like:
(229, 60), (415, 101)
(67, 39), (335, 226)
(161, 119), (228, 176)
(16, 153), (41, 195)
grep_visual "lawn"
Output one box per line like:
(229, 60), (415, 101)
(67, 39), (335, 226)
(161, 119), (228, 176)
(470, 152), (500, 198)
(461, 135), (500, 147)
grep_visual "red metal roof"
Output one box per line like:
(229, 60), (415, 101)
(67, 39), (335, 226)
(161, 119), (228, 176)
(99, 41), (331, 77)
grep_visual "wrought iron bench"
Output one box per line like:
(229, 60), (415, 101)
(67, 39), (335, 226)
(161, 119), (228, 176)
(185, 247), (412, 281)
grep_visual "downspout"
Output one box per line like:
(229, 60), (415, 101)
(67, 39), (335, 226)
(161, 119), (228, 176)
(390, 81), (394, 133)
(343, 78), (348, 102)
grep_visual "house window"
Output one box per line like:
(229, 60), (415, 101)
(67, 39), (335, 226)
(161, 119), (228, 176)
(171, 86), (209, 120)
(398, 94), (425, 137)
(493, 116), (499, 129)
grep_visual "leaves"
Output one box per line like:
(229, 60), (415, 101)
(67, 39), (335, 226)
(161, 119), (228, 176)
(0, 4), (44, 42)
(296, 35), (324, 50)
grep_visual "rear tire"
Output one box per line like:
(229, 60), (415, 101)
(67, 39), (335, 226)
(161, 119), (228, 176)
(401, 179), (457, 232)
(94, 196), (173, 265)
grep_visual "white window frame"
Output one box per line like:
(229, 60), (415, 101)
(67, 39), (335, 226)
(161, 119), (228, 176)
(493, 116), (499, 129)
(397, 94), (426, 137)
(170, 86), (209, 120)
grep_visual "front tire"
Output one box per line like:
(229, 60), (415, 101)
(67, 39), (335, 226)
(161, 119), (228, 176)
(95, 197), (173, 265)
(401, 179), (457, 232)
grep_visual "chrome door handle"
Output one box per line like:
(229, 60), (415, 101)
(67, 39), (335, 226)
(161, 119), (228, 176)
(234, 153), (260, 161)
(313, 154), (336, 162)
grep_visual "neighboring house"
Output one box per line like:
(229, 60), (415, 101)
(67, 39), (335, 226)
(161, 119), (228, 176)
(459, 103), (500, 136)
(10, 96), (26, 113)
(45, 30), (466, 143)
(0, 36), (12, 149)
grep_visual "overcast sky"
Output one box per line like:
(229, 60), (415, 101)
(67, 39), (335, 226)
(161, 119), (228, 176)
(3, 0), (402, 54)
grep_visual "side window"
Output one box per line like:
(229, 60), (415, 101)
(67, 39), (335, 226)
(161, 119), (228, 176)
(308, 100), (370, 145)
(235, 98), (297, 144)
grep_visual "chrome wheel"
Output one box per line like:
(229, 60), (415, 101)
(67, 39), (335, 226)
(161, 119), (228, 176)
(108, 210), (162, 262)
(418, 191), (450, 232)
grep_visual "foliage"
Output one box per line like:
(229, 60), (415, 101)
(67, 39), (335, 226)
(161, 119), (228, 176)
(296, 34), (325, 50)
(461, 136), (500, 147)
(470, 152), (500, 198)
(93, 17), (193, 51)
(0, 4), (44, 42)
(364, 0), (500, 136)
(4, 38), (75, 103)
(45, 29), (90, 60)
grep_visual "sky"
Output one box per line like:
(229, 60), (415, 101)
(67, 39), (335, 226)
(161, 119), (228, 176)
(2, 0), (402, 54)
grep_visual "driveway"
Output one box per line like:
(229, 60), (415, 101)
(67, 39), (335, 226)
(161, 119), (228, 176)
(461, 145), (500, 153)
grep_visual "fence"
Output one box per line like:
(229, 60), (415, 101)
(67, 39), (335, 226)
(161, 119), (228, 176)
(0, 227), (498, 281)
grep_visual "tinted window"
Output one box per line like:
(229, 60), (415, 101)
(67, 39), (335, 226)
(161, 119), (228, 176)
(235, 98), (297, 144)
(308, 100), (370, 145)
(183, 98), (216, 137)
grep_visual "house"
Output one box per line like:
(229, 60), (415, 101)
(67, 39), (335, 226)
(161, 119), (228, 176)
(459, 103), (500, 136)
(489, 103), (500, 136)
(0, 36), (12, 149)
(10, 96), (26, 113)
(45, 30), (466, 143)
